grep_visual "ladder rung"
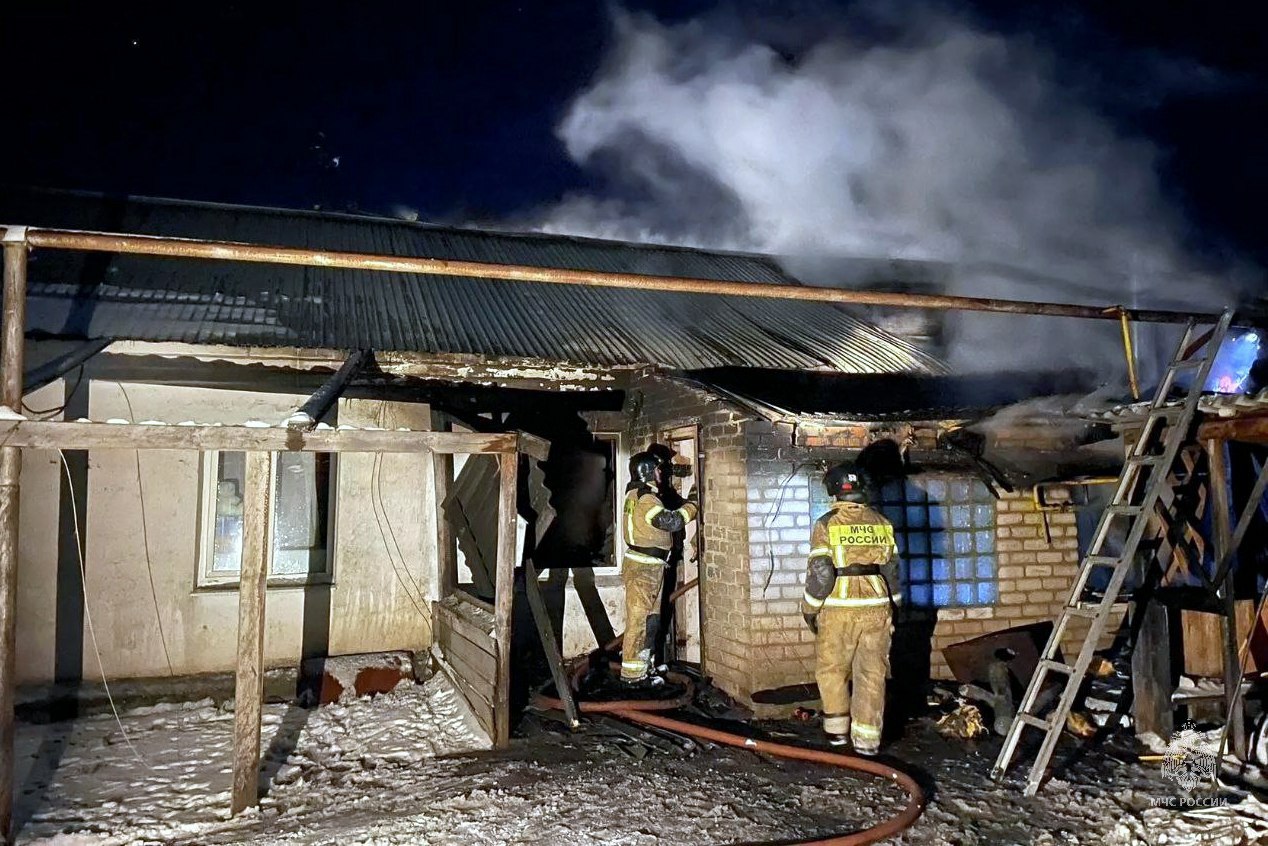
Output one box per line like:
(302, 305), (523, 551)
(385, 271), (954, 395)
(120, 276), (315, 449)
(1062, 605), (1100, 619)
(1083, 555), (1121, 568)
(1020, 714), (1053, 732)
(1127, 454), (1167, 466)
(1039, 659), (1076, 675)
(1168, 358), (1207, 371)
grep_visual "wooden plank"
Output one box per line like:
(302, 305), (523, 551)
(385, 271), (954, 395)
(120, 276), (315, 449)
(452, 590), (496, 619)
(493, 452), (518, 748)
(1208, 439), (1248, 759)
(1182, 601), (1263, 677)
(285, 349), (369, 429)
(520, 454), (579, 726)
(1132, 601), (1174, 740)
(231, 451), (271, 815)
(436, 600), (495, 647)
(0, 419), (516, 454)
(437, 622), (498, 682)
(517, 432), (551, 462)
(441, 644), (498, 704)
(1211, 456), (1268, 587)
(432, 645), (495, 740)
(431, 410), (457, 597)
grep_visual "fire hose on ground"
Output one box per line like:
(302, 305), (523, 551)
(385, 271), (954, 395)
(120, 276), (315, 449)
(532, 577), (926, 845)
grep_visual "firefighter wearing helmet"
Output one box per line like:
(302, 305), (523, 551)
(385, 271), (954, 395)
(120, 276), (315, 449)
(801, 462), (900, 753)
(620, 450), (698, 685)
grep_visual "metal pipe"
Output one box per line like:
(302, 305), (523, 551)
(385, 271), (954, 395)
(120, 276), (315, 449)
(23, 338), (111, 396)
(0, 236), (28, 844)
(14, 226), (1226, 326)
(1, 241), (26, 411)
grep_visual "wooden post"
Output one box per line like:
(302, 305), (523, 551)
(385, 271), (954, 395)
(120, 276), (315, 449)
(520, 453), (579, 728)
(0, 236), (28, 844)
(231, 451), (271, 814)
(1207, 439), (1248, 759)
(1131, 599), (1173, 740)
(493, 451), (518, 748)
(431, 410), (457, 597)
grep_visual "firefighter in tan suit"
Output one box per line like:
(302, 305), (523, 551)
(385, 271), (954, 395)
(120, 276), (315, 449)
(801, 463), (900, 754)
(621, 451), (698, 685)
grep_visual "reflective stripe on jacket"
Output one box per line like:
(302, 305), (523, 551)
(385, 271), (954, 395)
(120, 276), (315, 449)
(810, 501), (901, 608)
(622, 485), (697, 563)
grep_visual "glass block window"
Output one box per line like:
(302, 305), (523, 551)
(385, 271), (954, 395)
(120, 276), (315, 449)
(811, 473), (998, 608)
(882, 476), (997, 607)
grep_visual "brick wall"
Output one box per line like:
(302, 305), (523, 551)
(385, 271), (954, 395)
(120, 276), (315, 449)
(741, 421), (1104, 713)
(615, 382), (1112, 711)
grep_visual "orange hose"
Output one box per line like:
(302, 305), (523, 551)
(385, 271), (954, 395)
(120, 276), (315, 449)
(534, 577), (926, 845)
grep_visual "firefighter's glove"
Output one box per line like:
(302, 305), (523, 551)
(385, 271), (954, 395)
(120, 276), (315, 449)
(803, 612), (819, 635)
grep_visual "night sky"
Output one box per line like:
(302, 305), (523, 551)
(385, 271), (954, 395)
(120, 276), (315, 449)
(3, 1), (1266, 271)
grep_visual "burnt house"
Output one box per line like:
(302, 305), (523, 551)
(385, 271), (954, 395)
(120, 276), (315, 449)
(0, 189), (1121, 736)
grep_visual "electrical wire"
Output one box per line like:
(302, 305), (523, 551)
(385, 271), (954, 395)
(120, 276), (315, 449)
(21, 366), (85, 419)
(58, 449), (147, 765)
(115, 382), (175, 676)
(369, 451), (432, 622)
(761, 461), (824, 595)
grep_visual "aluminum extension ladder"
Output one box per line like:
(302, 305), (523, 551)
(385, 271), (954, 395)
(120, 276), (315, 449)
(990, 309), (1234, 795)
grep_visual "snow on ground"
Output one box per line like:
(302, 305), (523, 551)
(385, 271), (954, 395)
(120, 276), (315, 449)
(14, 673), (487, 845)
(11, 673), (1268, 846)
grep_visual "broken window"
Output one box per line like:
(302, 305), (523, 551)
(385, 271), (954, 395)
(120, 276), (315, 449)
(878, 476), (997, 607)
(198, 451), (336, 587)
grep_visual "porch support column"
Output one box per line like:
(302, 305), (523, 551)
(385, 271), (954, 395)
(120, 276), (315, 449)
(0, 234), (28, 844)
(231, 451), (272, 814)
(1208, 439), (1248, 760)
(493, 451), (518, 748)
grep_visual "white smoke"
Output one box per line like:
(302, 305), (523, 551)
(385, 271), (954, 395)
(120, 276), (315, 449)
(534, 6), (1246, 381)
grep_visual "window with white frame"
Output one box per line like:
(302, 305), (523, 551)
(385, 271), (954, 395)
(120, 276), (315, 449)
(810, 473), (998, 607)
(198, 451), (336, 587)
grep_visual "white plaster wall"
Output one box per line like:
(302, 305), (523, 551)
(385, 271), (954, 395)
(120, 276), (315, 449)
(557, 572), (625, 659)
(14, 381), (65, 684)
(15, 380), (438, 683)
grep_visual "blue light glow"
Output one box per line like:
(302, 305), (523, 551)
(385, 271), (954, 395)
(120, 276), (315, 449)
(1205, 330), (1263, 393)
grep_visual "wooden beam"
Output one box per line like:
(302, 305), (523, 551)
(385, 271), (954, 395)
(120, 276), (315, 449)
(517, 432), (551, 463)
(493, 451), (518, 748)
(22, 339), (112, 395)
(1131, 598), (1174, 741)
(1207, 439), (1248, 760)
(0, 236), (27, 844)
(1210, 456), (1268, 588)
(231, 451), (271, 814)
(520, 453), (579, 727)
(284, 349), (369, 429)
(1198, 414), (1268, 445)
(0, 419), (517, 454)
(431, 410), (457, 598)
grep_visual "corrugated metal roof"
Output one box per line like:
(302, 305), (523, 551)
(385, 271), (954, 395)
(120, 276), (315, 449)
(1, 189), (943, 374)
(685, 368), (1096, 423)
